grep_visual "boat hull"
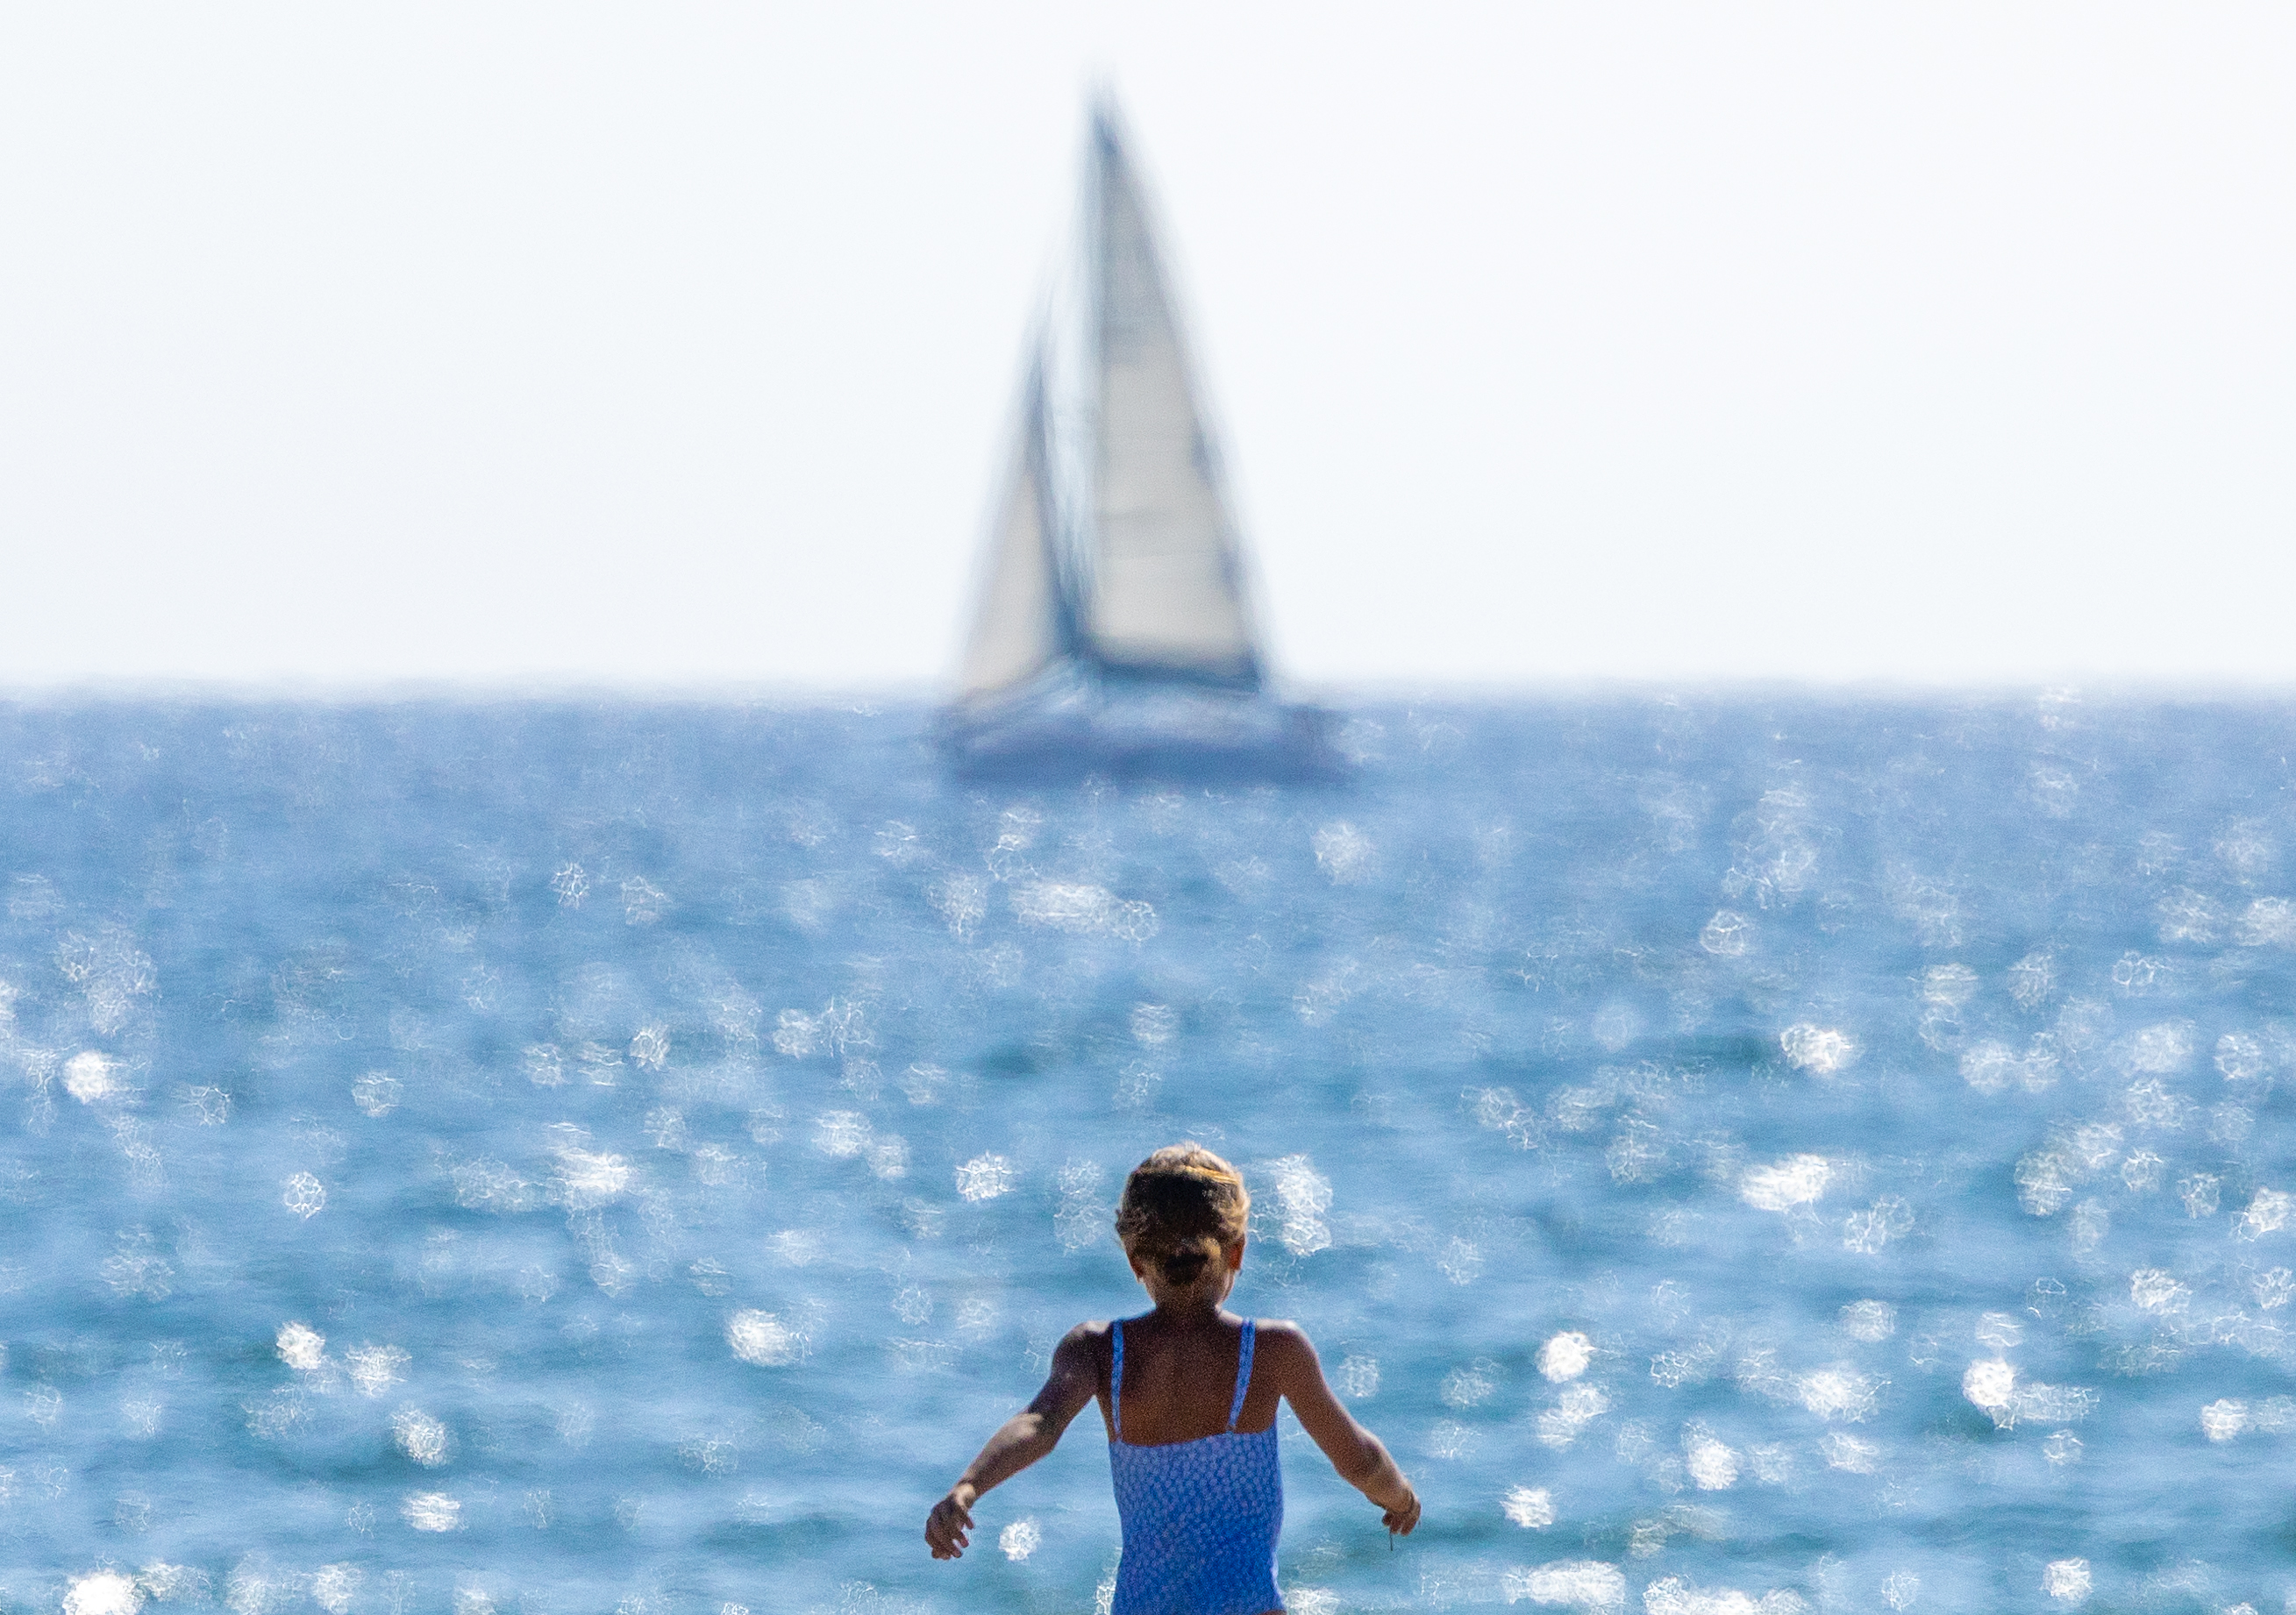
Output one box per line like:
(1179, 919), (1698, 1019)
(938, 681), (1347, 785)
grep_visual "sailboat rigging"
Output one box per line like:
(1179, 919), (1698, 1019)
(939, 101), (1341, 781)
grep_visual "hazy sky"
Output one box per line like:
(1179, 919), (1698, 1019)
(4, 4), (2291, 692)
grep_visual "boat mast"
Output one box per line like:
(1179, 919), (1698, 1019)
(1029, 345), (1083, 666)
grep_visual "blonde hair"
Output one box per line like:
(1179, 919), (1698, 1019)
(1115, 1143), (1251, 1286)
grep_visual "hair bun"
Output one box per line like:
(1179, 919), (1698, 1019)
(1116, 1143), (1251, 1285)
(1157, 1248), (1212, 1284)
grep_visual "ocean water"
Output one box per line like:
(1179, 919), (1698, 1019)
(5, 695), (2296, 1615)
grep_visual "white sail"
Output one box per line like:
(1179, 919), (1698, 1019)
(958, 361), (1066, 701)
(938, 103), (1340, 781)
(1086, 114), (1261, 686)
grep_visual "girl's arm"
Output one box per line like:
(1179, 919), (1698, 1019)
(925, 1323), (1102, 1560)
(1260, 1322), (1422, 1534)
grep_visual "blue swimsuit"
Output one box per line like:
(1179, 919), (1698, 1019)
(1108, 1317), (1284, 1615)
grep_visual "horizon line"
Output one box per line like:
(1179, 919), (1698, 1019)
(5, 673), (2296, 707)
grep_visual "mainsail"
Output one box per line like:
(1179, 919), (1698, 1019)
(957, 358), (1069, 701)
(1084, 110), (1262, 688)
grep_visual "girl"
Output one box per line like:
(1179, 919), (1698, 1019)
(925, 1143), (1420, 1613)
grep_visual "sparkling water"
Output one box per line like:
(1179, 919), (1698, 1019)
(4, 695), (2295, 1614)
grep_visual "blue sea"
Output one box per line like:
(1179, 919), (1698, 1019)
(5, 695), (2296, 1615)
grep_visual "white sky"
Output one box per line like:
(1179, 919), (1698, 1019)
(4, 4), (2291, 692)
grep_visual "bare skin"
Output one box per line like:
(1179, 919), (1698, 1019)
(924, 1235), (1421, 1580)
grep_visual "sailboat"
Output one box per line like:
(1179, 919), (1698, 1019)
(938, 103), (1344, 783)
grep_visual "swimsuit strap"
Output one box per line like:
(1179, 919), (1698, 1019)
(1110, 1319), (1124, 1441)
(1226, 1319), (1256, 1434)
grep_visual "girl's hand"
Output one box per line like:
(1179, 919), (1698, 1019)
(1381, 1487), (1421, 1537)
(925, 1485), (978, 1559)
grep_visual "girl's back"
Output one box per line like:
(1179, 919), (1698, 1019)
(1104, 1310), (1282, 1614)
(1095, 1311), (1273, 1444)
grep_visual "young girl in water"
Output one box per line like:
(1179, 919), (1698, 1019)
(925, 1143), (1420, 1612)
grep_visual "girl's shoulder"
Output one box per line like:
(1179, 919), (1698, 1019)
(1059, 1318), (1123, 1359)
(1239, 1317), (1318, 1382)
(1240, 1313), (1308, 1344)
(1049, 1319), (1121, 1385)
